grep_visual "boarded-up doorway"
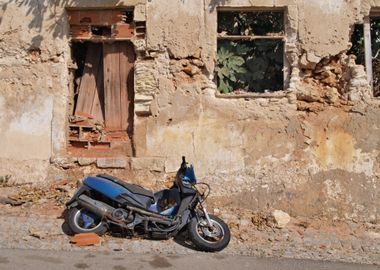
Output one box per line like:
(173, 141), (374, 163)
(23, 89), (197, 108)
(69, 41), (135, 157)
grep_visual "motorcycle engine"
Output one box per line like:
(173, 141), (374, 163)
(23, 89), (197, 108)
(112, 208), (134, 223)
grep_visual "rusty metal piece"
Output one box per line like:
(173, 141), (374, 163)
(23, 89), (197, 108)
(70, 233), (101, 247)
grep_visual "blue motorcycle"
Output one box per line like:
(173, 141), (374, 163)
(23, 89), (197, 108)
(66, 157), (230, 252)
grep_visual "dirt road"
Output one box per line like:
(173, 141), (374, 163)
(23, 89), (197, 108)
(0, 248), (379, 270)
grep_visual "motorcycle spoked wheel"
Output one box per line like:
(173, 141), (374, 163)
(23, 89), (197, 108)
(188, 214), (230, 252)
(68, 207), (108, 235)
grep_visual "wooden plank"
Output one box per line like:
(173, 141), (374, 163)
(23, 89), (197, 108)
(103, 43), (122, 131)
(217, 34), (285, 40)
(103, 43), (113, 129)
(119, 43), (127, 130)
(90, 54), (104, 122)
(71, 37), (133, 42)
(113, 43), (122, 130)
(75, 44), (102, 121)
(113, 42), (136, 132)
(119, 43), (129, 130)
(126, 42), (135, 134)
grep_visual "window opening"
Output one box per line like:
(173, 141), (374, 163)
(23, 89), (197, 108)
(216, 10), (285, 94)
(68, 9), (136, 41)
(370, 16), (380, 97)
(91, 26), (112, 37)
(122, 10), (134, 23)
(348, 24), (365, 66)
(353, 15), (380, 97)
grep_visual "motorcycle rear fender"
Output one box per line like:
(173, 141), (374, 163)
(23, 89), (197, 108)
(66, 185), (91, 208)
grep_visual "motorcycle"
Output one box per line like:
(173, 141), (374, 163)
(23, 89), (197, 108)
(66, 157), (230, 252)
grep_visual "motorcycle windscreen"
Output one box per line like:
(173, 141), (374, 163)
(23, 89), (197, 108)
(184, 165), (197, 184)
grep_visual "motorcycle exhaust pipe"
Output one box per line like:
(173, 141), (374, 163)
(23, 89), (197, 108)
(77, 194), (115, 218)
(77, 195), (173, 225)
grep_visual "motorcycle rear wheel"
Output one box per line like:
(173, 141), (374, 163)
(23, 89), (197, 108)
(68, 207), (108, 235)
(188, 214), (230, 252)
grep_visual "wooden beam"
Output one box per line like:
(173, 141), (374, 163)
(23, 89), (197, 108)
(103, 43), (122, 131)
(217, 34), (285, 40)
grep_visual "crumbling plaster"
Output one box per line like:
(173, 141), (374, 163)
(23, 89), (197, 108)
(0, 0), (379, 221)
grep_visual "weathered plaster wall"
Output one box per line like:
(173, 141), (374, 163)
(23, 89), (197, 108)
(133, 0), (380, 222)
(0, 0), (70, 182)
(0, 0), (379, 222)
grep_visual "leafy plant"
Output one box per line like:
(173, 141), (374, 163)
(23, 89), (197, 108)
(216, 11), (285, 93)
(216, 42), (248, 93)
(218, 11), (284, 36)
(216, 40), (284, 93)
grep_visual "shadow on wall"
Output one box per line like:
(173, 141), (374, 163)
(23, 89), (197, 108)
(0, 0), (120, 49)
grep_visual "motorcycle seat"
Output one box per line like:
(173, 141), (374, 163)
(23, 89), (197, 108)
(96, 174), (155, 200)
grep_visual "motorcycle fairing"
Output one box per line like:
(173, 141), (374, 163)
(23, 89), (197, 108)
(96, 174), (155, 199)
(84, 176), (153, 209)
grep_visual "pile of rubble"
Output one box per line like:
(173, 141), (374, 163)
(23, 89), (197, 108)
(215, 207), (292, 242)
(297, 53), (371, 111)
(0, 180), (76, 207)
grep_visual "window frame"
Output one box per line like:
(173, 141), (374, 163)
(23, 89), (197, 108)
(215, 7), (289, 98)
(363, 10), (380, 98)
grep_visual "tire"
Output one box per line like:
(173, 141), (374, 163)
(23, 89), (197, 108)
(68, 207), (108, 235)
(188, 214), (230, 252)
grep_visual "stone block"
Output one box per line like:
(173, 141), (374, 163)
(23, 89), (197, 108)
(132, 39), (146, 52)
(271, 210), (291, 229)
(96, 158), (128, 169)
(131, 157), (165, 172)
(135, 101), (152, 116)
(134, 61), (158, 96)
(134, 4), (146, 21)
(77, 158), (96, 166)
(135, 94), (154, 102)
(51, 156), (77, 169)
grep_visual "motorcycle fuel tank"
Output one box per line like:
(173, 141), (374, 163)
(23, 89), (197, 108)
(84, 176), (129, 199)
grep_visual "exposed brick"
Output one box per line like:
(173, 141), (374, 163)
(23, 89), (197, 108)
(70, 233), (101, 247)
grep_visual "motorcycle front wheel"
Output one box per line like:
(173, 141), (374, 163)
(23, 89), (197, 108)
(188, 214), (230, 252)
(68, 207), (108, 235)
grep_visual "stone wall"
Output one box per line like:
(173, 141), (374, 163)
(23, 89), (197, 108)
(0, 0), (379, 222)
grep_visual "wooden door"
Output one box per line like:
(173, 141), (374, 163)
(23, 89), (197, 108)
(74, 43), (104, 123)
(103, 42), (135, 132)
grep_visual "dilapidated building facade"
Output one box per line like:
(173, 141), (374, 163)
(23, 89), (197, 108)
(0, 0), (379, 222)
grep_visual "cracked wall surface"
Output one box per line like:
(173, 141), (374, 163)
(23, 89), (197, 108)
(0, 0), (379, 222)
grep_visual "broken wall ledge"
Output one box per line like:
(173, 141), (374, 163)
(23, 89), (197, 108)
(50, 157), (130, 169)
(215, 91), (290, 99)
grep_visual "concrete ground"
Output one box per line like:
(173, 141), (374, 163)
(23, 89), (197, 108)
(0, 209), (379, 266)
(0, 182), (379, 267)
(0, 248), (379, 270)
